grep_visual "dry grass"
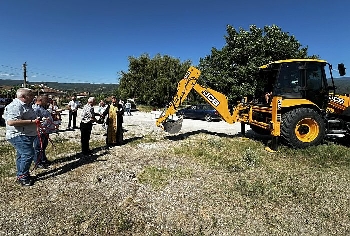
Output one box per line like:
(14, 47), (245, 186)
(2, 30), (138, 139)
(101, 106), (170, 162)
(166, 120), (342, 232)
(0, 113), (350, 235)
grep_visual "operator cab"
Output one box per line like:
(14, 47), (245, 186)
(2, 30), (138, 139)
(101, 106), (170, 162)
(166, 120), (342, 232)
(258, 59), (329, 108)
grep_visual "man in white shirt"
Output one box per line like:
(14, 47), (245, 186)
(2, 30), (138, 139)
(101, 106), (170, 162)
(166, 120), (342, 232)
(125, 101), (132, 116)
(67, 96), (79, 130)
(80, 97), (98, 155)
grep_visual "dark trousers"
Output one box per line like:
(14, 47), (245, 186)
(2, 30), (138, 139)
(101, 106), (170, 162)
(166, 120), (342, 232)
(80, 122), (92, 154)
(68, 110), (77, 128)
(33, 133), (49, 164)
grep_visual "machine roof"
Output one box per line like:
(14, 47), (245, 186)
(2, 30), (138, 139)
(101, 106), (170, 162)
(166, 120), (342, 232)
(259, 59), (327, 69)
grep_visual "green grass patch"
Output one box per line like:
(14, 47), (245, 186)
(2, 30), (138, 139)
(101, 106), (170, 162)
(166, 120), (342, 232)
(0, 135), (106, 179)
(277, 143), (350, 169)
(173, 135), (267, 171)
(46, 136), (105, 158)
(138, 166), (193, 189)
(0, 143), (16, 177)
(129, 133), (161, 146)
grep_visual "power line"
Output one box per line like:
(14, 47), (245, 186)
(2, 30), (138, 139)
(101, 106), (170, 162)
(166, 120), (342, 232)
(0, 63), (119, 84)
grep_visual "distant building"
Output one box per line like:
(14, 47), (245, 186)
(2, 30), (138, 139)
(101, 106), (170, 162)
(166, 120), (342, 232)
(76, 92), (90, 99)
(30, 84), (67, 104)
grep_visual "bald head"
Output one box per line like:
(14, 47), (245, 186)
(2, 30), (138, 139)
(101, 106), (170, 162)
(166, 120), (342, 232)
(88, 97), (96, 104)
(16, 88), (34, 105)
(16, 88), (33, 99)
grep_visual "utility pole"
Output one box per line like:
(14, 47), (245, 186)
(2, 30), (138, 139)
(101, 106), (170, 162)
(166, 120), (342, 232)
(22, 62), (27, 88)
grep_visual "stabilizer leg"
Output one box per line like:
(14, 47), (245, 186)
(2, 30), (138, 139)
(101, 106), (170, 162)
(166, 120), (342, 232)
(240, 122), (246, 136)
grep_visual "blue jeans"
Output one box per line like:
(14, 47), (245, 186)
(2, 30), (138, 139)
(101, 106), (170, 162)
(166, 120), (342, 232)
(8, 135), (36, 179)
(33, 133), (49, 164)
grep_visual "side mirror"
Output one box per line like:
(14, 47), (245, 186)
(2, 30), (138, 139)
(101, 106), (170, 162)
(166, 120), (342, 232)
(338, 63), (346, 76)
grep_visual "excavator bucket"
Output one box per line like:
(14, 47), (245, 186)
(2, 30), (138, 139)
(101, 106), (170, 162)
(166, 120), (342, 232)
(162, 117), (183, 134)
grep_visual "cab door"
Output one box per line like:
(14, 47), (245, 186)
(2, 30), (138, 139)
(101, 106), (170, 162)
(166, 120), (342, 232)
(304, 62), (328, 108)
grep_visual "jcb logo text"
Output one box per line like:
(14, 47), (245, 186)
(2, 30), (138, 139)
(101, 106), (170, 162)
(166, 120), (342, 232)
(202, 91), (220, 107)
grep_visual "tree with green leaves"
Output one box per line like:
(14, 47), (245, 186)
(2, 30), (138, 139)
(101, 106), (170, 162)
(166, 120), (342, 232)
(117, 54), (191, 107)
(198, 24), (317, 102)
(0, 86), (19, 98)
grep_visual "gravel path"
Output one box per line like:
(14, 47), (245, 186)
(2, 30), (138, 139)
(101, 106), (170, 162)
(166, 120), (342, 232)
(0, 107), (248, 146)
(50, 108), (249, 145)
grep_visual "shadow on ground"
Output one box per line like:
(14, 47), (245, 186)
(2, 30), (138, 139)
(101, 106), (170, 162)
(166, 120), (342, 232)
(34, 135), (143, 182)
(165, 129), (272, 145)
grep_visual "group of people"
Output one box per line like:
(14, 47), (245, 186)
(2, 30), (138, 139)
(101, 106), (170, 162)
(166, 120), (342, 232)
(81, 96), (124, 153)
(65, 95), (126, 155)
(3, 89), (126, 186)
(3, 88), (60, 186)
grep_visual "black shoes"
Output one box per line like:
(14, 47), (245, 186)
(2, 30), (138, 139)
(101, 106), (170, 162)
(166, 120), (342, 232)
(35, 160), (51, 169)
(82, 150), (93, 156)
(36, 163), (49, 169)
(67, 126), (79, 130)
(16, 176), (34, 186)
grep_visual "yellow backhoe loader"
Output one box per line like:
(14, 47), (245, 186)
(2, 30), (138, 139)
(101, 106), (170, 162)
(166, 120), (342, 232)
(156, 59), (347, 150)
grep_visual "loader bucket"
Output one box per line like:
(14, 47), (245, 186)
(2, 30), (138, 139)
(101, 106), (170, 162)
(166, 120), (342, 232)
(163, 117), (183, 134)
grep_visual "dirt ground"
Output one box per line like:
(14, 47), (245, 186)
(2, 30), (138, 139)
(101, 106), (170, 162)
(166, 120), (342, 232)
(1, 109), (349, 235)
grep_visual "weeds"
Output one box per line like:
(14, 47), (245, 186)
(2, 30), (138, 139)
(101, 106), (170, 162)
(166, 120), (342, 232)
(173, 134), (266, 171)
(0, 143), (15, 177)
(130, 133), (161, 146)
(138, 166), (192, 189)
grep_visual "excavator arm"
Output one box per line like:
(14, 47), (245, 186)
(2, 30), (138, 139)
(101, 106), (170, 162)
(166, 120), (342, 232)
(192, 84), (241, 124)
(155, 66), (200, 133)
(156, 66), (242, 133)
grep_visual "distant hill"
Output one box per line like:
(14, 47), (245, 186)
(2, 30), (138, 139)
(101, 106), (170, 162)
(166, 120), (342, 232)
(0, 79), (118, 94)
(328, 77), (350, 94)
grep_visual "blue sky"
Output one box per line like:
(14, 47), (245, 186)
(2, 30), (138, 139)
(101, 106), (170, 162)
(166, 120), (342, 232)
(0, 0), (349, 84)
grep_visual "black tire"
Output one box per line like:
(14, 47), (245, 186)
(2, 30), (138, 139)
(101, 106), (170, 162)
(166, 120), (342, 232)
(205, 114), (212, 122)
(281, 108), (325, 148)
(250, 125), (270, 135)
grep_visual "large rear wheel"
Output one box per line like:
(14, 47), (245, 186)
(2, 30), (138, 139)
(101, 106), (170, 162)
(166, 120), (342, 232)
(281, 108), (325, 148)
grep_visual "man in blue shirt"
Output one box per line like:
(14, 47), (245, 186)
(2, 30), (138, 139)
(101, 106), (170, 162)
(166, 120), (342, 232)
(32, 94), (57, 169)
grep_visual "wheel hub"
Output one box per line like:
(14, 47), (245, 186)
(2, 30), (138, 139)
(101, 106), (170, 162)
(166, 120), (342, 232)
(295, 118), (319, 142)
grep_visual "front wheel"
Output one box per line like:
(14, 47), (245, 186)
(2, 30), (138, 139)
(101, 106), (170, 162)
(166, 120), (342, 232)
(205, 114), (212, 122)
(281, 108), (325, 148)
